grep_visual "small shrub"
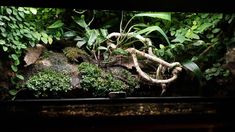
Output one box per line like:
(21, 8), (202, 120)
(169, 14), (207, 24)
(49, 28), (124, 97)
(78, 62), (128, 97)
(25, 69), (72, 98)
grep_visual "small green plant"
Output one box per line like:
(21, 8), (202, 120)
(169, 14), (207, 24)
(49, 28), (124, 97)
(33, 8), (65, 41)
(0, 6), (61, 86)
(0, 7), (40, 82)
(78, 62), (130, 97)
(25, 69), (72, 98)
(63, 47), (88, 62)
(204, 63), (230, 80)
(109, 67), (139, 90)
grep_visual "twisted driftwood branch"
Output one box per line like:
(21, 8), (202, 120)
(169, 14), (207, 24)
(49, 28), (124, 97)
(107, 32), (182, 84)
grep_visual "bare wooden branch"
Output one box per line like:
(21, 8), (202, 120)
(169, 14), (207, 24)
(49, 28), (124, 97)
(107, 32), (182, 84)
(129, 48), (182, 84)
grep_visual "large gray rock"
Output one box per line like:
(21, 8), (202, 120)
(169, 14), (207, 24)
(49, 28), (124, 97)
(22, 51), (80, 89)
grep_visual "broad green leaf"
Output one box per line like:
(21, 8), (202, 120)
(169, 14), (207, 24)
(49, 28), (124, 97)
(100, 29), (108, 38)
(16, 74), (24, 80)
(9, 16), (16, 21)
(12, 9), (17, 16)
(20, 44), (27, 49)
(182, 60), (202, 80)
(171, 35), (190, 43)
(137, 26), (170, 45)
(74, 36), (84, 41)
(0, 40), (5, 45)
(192, 40), (205, 46)
(18, 7), (24, 12)
(76, 39), (86, 48)
(191, 56), (198, 62)
(15, 15), (22, 21)
(32, 32), (41, 40)
(41, 32), (48, 38)
(11, 54), (18, 60)
(11, 65), (18, 72)
(166, 49), (173, 58)
(41, 37), (48, 44)
(134, 12), (171, 21)
(0, 21), (5, 26)
(48, 20), (64, 29)
(29, 8), (37, 15)
(75, 36), (87, 48)
(48, 36), (53, 44)
(190, 33), (200, 39)
(212, 28), (220, 33)
(159, 44), (165, 49)
(72, 16), (88, 28)
(18, 12), (25, 18)
(201, 13), (209, 18)
(14, 59), (20, 66)
(156, 49), (164, 56)
(197, 23), (212, 33)
(3, 46), (8, 51)
(63, 31), (77, 38)
(2, 16), (10, 21)
(87, 30), (98, 46)
(0, 27), (6, 32)
(206, 34), (214, 39)
(9, 89), (17, 96)
(6, 8), (12, 14)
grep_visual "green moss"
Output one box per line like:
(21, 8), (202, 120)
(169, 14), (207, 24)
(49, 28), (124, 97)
(78, 62), (128, 97)
(41, 50), (51, 59)
(25, 69), (72, 98)
(63, 47), (88, 62)
(109, 67), (139, 90)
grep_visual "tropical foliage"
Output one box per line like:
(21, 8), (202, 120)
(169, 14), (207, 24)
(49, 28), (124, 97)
(0, 6), (234, 99)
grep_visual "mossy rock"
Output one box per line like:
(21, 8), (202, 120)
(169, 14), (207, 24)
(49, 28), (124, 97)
(63, 47), (90, 63)
(22, 51), (79, 80)
(78, 62), (139, 97)
(24, 69), (72, 98)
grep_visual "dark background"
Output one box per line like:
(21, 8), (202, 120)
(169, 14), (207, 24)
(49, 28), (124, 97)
(0, 0), (235, 12)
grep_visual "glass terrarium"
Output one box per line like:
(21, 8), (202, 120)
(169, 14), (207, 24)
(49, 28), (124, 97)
(0, 1), (235, 131)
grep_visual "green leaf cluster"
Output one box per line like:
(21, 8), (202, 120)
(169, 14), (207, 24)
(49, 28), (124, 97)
(170, 13), (223, 44)
(63, 14), (108, 52)
(204, 63), (230, 81)
(24, 69), (72, 98)
(78, 62), (130, 97)
(0, 7), (42, 81)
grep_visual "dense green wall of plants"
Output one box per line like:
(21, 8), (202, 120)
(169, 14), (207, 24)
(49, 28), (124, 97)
(1, 7), (234, 98)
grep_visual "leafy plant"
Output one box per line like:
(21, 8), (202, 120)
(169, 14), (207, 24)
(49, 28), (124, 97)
(0, 6), (41, 82)
(30, 8), (66, 42)
(204, 63), (230, 81)
(0, 7), (66, 87)
(63, 13), (108, 56)
(170, 13), (223, 44)
(24, 69), (72, 98)
(78, 62), (133, 97)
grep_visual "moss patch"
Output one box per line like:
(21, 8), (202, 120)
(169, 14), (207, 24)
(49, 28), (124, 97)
(78, 62), (130, 97)
(24, 69), (72, 98)
(63, 47), (89, 63)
